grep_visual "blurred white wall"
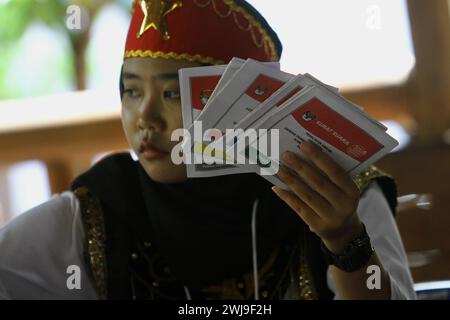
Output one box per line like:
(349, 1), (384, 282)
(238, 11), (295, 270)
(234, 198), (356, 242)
(247, 0), (415, 89)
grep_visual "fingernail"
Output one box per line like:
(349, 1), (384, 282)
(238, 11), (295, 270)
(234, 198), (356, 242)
(277, 167), (287, 179)
(300, 141), (312, 152)
(282, 151), (292, 162)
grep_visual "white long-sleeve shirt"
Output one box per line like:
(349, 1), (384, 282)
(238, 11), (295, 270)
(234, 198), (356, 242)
(0, 182), (416, 300)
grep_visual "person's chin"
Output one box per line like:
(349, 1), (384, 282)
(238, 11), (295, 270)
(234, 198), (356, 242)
(140, 159), (187, 184)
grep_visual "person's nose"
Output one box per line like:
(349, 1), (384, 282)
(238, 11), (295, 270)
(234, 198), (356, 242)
(137, 91), (165, 133)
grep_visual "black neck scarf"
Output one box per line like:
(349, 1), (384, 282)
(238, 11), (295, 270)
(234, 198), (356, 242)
(136, 164), (300, 289)
(71, 153), (396, 299)
(71, 153), (303, 297)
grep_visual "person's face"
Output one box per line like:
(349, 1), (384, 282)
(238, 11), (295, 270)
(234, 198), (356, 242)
(121, 58), (201, 183)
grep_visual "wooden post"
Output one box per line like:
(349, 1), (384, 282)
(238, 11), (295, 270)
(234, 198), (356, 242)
(45, 160), (73, 195)
(0, 166), (12, 225)
(407, 0), (450, 144)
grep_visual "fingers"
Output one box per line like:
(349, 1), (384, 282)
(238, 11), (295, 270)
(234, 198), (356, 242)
(299, 142), (359, 196)
(277, 166), (332, 218)
(272, 186), (322, 231)
(273, 142), (362, 243)
(282, 150), (344, 205)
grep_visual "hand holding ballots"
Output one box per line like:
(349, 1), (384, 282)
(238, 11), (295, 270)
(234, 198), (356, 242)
(177, 58), (398, 190)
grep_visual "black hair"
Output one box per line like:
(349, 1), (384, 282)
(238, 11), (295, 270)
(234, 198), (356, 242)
(119, 64), (124, 99)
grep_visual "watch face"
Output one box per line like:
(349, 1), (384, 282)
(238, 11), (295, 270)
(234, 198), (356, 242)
(353, 237), (367, 247)
(320, 225), (374, 272)
(352, 231), (371, 248)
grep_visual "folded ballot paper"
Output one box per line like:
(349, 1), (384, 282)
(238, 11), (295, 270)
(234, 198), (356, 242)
(179, 58), (280, 177)
(178, 58), (398, 189)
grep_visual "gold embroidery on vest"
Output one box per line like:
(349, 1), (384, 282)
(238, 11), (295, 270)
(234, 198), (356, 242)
(353, 165), (393, 193)
(74, 187), (108, 300)
(200, 249), (278, 299)
(297, 232), (318, 300)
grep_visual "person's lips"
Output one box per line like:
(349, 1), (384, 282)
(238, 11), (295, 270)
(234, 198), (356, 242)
(139, 141), (169, 160)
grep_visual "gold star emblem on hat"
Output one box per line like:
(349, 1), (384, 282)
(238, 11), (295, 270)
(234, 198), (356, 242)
(137, 0), (182, 40)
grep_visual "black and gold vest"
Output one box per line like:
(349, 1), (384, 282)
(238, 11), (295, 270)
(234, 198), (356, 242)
(71, 153), (397, 300)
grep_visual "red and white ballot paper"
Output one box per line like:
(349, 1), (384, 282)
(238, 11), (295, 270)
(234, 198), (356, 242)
(178, 58), (398, 187)
(179, 58), (282, 177)
(179, 58), (279, 134)
(233, 85), (397, 189)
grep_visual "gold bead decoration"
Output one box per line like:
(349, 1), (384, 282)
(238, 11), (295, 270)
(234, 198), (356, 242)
(144, 241), (152, 248)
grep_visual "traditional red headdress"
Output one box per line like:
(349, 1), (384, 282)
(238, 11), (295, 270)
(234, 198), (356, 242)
(124, 0), (282, 65)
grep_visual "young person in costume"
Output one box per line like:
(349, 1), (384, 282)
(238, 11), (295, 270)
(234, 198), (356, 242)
(0, 0), (415, 300)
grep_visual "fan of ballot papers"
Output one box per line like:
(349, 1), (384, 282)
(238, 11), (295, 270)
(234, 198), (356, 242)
(177, 58), (398, 190)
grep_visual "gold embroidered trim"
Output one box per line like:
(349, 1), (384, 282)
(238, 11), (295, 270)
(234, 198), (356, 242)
(199, 239), (317, 299)
(298, 235), (317, 300)
(211, 0), (232, 18)
(73, 187), (108, 300)
(233, 11), (251, 31)
(194, 0), (211, 8)
(193, 0), (279, 60)
(298, 251), (315, 300)
(200, 249), (278, 299)
(124, 50), (224, 65)
(127, 0), (279, 62)
(353, 165), (393, 194)
(226, 0), (278, 58)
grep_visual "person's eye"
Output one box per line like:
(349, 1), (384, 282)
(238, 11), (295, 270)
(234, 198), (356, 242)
(163, 90), (180, 100)
(123, 88), (141, 98)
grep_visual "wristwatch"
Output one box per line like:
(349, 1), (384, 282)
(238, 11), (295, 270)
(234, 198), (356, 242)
(320, 224), (374, 272)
